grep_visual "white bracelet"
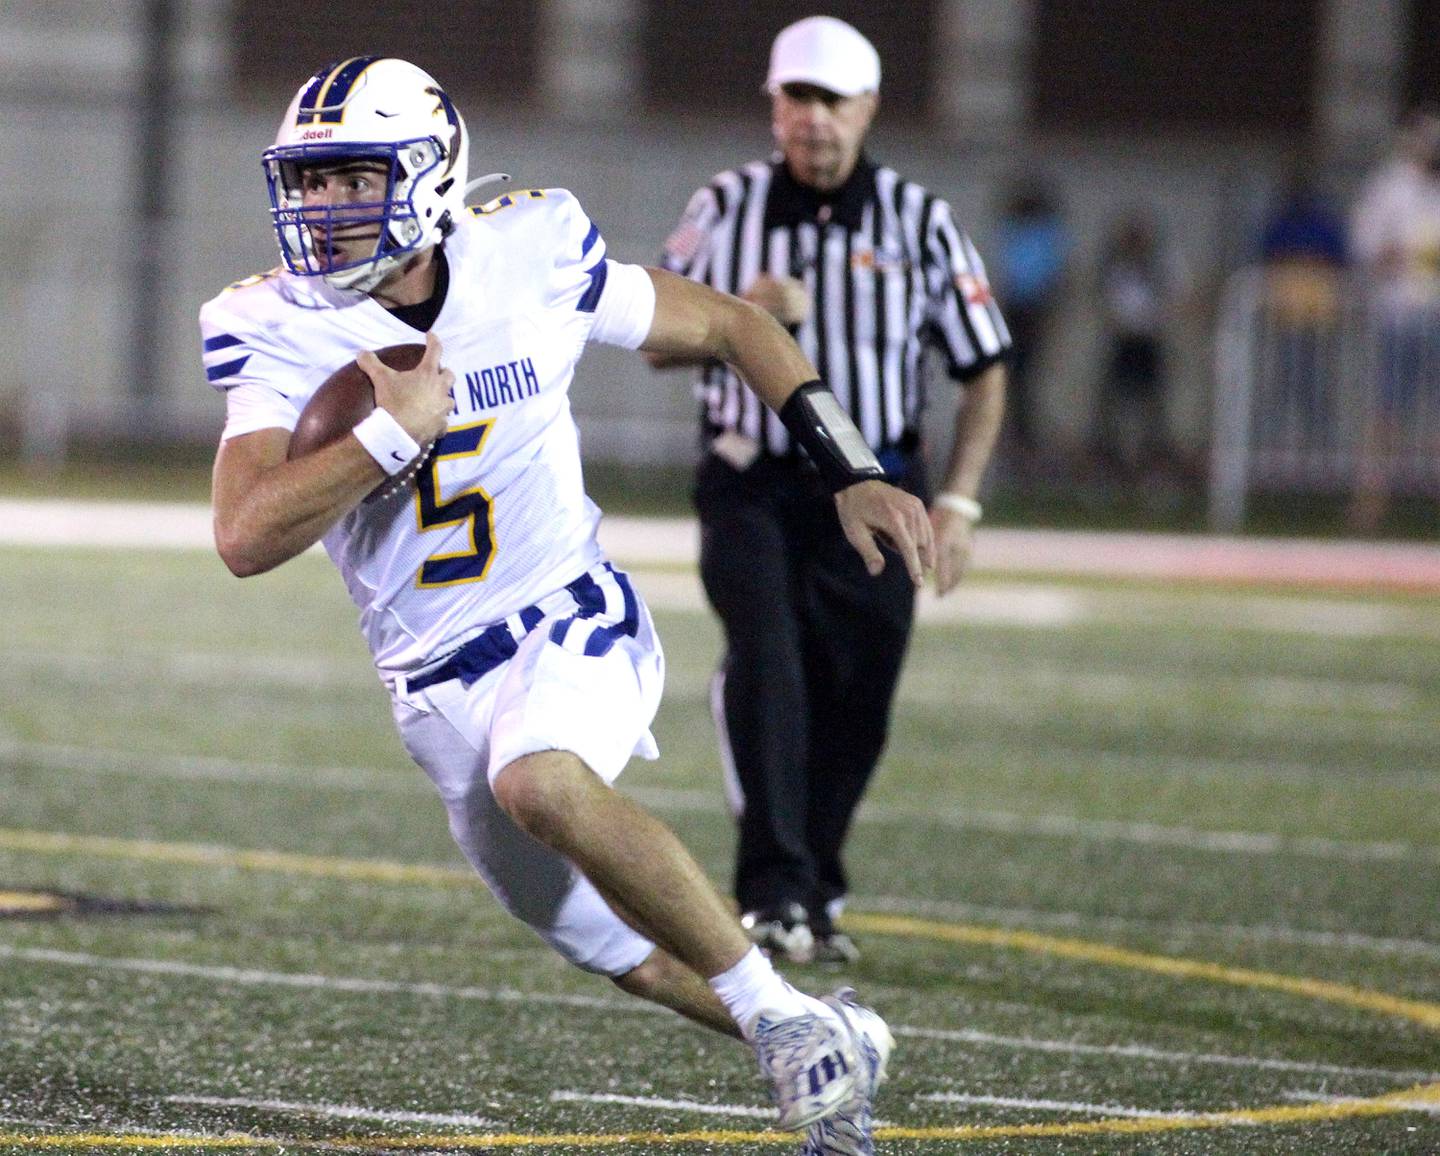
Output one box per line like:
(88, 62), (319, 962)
(935, 492), (982, 522)
(353, 407), (422, 476)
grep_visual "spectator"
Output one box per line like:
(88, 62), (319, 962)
(1091, 207), (1188, 485)
(1347, 105), (1440, 532)
(1258, 157), (1348, 454)
(992, 179), (1071, 476)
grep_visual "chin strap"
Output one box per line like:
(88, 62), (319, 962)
(323, 252), (405, 294)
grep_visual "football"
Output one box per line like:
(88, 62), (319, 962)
(288, 343), (435, 501)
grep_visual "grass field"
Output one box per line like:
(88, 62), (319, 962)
(1, 514), (1438, 1154)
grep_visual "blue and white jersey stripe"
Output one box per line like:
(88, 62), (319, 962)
(549, 564), (640, 657)
(202, 333), (253, 384)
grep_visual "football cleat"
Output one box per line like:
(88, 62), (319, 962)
(751, 1001), (860, 1130)
(812, 930), (861, 965)
(800, 988), (894, 1156)
(809, 911), (860, 965)
(742, 901), (816, 964)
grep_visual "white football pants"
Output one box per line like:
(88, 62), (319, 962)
(391, 563), (663, 976)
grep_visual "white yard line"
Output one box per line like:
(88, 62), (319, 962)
(635, 570), (1439, 639)
(626, 785), (1440, 867)
(0, 1115), (70, 1130)
(5, 740), (1436, 866)
(165, 1094), (498, 1128)
(4, 499), (1439, 590)
(3, 738), (1438, 870)
(5, 648), (375, 692)
(12, 645), (1431, 729)
(3, 944), (1433, 1084)
(548, 1091), (772, 1119)
(897, 1026), (1439, 1082)
(0, 740), (422, 794)
(916, 1091), (1204, 1119)
(862, 894), (1440, 962)
(1284, 1090), (1440, 1114)
(0, 944), (640, 1014)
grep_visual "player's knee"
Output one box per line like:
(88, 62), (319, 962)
(491, 750), (593, 845)
(611, 949), (669, 1001)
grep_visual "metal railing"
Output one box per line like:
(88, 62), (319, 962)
(1210, 263), (1440, 530)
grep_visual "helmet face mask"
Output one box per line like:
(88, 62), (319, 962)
(264, 57), (468, 293)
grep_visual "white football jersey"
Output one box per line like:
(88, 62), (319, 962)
(199, 189), (657, 677)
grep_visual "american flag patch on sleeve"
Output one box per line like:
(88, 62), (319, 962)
(663, 217), (705, 266)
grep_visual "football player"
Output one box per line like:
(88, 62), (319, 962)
(201, 57), (926, 1148)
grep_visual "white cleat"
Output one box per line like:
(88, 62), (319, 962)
(751, 1001), (861, 1131)
(800, 988), (894, 1156)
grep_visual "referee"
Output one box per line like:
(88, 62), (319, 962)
(651, 15), (1009, 963)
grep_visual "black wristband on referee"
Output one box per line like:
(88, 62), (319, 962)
(778, 380), (886, 492)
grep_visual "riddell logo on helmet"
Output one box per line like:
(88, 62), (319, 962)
(299, 127), (335, 140)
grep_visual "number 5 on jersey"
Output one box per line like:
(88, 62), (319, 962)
(415, 420), (496, 587)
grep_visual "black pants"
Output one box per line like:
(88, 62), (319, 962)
(694, 453), (918, 921)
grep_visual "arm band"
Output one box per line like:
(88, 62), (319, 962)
(934, 492), (982, 522)
(778, 380), (885, 492)
(353, 407), (422, 476)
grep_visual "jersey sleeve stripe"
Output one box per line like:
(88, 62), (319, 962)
(580, 221), (602, 259)
(206, 354), (253, 382)
(576, 260), (609, 313)
(203, 333), (245, 353)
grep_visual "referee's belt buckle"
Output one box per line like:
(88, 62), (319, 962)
(711, 431), (760, 471)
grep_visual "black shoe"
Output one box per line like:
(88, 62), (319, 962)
(741, 901), (815, 964)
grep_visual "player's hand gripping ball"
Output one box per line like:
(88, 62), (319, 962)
(287, 344), (438, 503)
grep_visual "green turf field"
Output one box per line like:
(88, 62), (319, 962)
(0, 536), (1437, 1154)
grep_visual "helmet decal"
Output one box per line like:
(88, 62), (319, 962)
(425, 85), (462, 175)
(297, 55), (381, 125)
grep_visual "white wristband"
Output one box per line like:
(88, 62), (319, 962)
(353, 407), (422, 476)
(935, 492), (982, 522)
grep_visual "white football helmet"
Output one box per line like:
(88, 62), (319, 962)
(263, 57), (470, 292)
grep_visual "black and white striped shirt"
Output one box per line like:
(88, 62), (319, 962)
(661, 155), (1010, 460)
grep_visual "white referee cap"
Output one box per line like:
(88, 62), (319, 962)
(765, 16), (881, 97)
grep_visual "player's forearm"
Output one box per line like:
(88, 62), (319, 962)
(717, 296), (818, 410)
(643, 349), (711, 371)
(642, 268), (816, 404)
(939, 362), (1006, 499)
(213, 433), (381, 576)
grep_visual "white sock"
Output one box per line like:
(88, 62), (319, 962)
(709, 946), (829, 1039)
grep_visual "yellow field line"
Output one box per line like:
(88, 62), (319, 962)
(0, 1136), (280, 1151)
(0, 827), (476, 888)
(843, 912), (1440, 1031)
(3, 1082), (1438, 1149)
